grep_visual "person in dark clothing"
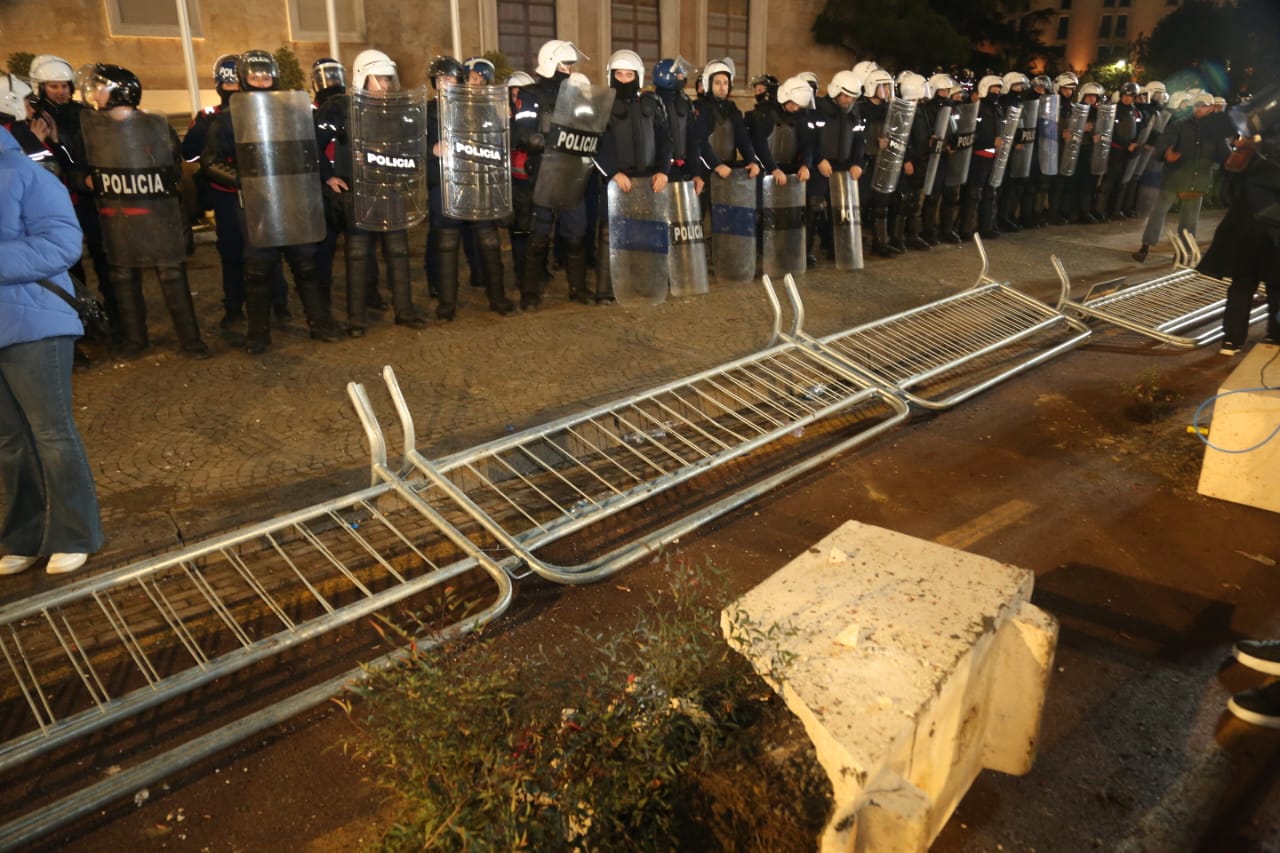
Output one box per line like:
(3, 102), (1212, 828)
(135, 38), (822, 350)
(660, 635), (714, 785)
(807, 70), (866, 261)
(960, 75), (1005, 240)
(919, 73), (959, 245)
(652, 58), (696, 187)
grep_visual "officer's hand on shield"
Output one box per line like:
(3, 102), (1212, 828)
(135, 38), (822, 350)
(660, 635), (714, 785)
(613, 173), (633, 192)
(995, 136), (1004, 149)
(797, 165), (810, 182)
(326, 176), (349, 193)
(772, 168), (787, 186)
(903, 161), (914, 176)
(714, 163), (732, 179)
(650, 173), (668, 193)
(878, 137), (888, 151)
(694, 176), (705, 194)
(818, 159), (833, 178)
(1165, 148), (1182, 163)
(746, 162), (760, 178)
(850, 165), (863, 180)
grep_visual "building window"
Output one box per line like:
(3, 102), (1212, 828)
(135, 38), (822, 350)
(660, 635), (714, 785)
(1115, 14), (1127, 38)
(106, 0), (203, 38)
(706, 0), (749, 69)
(612, 0), (660, 58)
(498, 0), (557, 76)
(1119, 0), (1130, 6)
(287, 0), (364, 41)
(1056, 16), (1069, 40)
(1060, 0), (1071, 9)
(1099, 15), (1112, 38)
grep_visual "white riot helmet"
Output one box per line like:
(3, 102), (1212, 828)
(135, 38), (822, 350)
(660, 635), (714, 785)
(777, 75), (815, 109)
(701, 58), (735, 94)
(30, 54), (74, 85)
(352, 49), (398, 93)
(1002, 72), (1029, 92)
(0, 73), (33, 122)
(828, 69), (862, 100)
(851, 60), (880, 79)
(862, 68), (894, 99)
(1077, 81), (1105, 102)
(535, 40), (585, 78)
(928, 73), (957, 96)
(506, 70), (535, 88)
(1054, 72), (1079, 94)
(1144, 80), (1169, 105)
(606, 49), (645, 89)
(977, 74), (1003, 98)
(797, 71), (819, 91)
(898, 71), (929, 102)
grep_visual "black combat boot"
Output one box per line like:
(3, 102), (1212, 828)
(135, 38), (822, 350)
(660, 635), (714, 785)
(111, 267), (149, 358)
(385, 230), (426, 328)
(565, 239), (594, 303)
(158, 266), (210, 358)
(290, 252), (343, 341)
(520, 234), (550, 310)
(242, 258), (275, 355)
(344, 229), (371, 336)
(435, 227), (461, 321)
(476, 226), (514, 315)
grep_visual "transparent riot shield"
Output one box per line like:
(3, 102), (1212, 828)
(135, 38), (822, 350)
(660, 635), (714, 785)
(830, 170), (863, 271)
(1059, 102), (1091, 178)
(944, 101), (979, 188)
(871, 97), (918, 195)
(1127, 110), (1172, 184)
(710, 169), (756, 283)
(438, 83), (511, 222)
(988, 105), (1023, 189)
(1009, 97), (1040, 180)
(350, 87), (429, 231)
(532, 78), (616, 210)
(1037, 93), (1060, 177)
(668, 181), (709, 297)
(761, 175), (806, 278)
(81, 109), (184, 267)
(607, 181), (670, 306)
(231, 90), (325, 248)
(1090, 102), (1117, 176)
(922, 103), (952, 196)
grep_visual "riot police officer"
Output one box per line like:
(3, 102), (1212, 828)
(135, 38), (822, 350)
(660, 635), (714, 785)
(961, 74), (1005, 240)
(1047, 72), (1080, 225)
(652, 58), (696, 185)
(200, 50), (342, 354)
(593, 50), (671, 303)
(505, 70), (536, 281)
(808, 70), (866, 261)
(920, 73), (958, 245)
(78, 64), (208, 358)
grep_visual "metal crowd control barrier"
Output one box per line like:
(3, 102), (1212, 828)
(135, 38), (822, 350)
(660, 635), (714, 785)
(766, 236), (1093, 410)
(0, 381), (514, 850)
(1053, 229), (1269, 348)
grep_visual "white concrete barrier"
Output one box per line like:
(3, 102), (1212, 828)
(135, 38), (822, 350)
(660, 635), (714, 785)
(1197, 342), (1280, 515)
(722, 520), (1057, 852)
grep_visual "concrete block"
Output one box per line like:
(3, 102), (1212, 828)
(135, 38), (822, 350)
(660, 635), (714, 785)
(721, 520), (1057, 853)
(1197, 343), (1280, 515)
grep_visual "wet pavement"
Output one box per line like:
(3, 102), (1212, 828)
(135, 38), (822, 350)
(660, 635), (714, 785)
(7, 208), (1280, 850)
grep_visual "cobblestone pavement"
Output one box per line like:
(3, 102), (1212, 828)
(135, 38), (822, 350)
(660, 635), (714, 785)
(0, 211), (1217, 604)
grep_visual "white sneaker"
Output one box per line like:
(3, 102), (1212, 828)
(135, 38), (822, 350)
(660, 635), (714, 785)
(0, 555), (39, 575)
(46, 553), (88, 575)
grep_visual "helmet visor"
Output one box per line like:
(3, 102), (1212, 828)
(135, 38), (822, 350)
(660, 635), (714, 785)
(312, 62), (346, 93)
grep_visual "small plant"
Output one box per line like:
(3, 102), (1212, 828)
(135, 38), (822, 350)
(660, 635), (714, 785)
(7, 52), (33, 77)
(273, 45), (306, 91)
(342, 557), (811, 850)
(1123, 368), (1181, 423)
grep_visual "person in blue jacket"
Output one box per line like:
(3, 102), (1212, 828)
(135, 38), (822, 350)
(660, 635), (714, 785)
(0, 125), (103, 576)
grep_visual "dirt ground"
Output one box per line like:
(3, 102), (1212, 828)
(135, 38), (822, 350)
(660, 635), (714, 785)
(6, 204), (1280, 851)
(41, 324), (1280, 851)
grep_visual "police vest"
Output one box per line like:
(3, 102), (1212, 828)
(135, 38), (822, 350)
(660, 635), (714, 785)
(662, 92), (692, 162)
(815, 97), (854, 166)
(610, 92), (660, 175)
(767, 108), (798, 167)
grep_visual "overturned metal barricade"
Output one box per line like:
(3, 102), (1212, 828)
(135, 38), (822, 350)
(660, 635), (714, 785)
(765, 236), (1093, 410)
(0, 384), (514, 850)
(1054, 229), (1269, 348)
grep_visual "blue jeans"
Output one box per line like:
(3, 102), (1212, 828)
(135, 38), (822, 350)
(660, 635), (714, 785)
(0, 336), (103, 556)
(1142, 188), (1202, 247)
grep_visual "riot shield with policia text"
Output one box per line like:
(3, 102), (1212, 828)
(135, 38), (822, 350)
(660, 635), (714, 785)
(922, 103), (952, 196)
(761, 174), (806, 278)
(1090, 102), (1117, 176)
(667, 180), (709, 297)
(351, 87), (429, 231)
(1126, 109), (1172, 184)
(606, 181), (670, 306)
(944, 101), (979, 188)
(1037, 93), (1060, 176)
(710, 168), (757, 283)
(438, 83), (511, 221)
(871, 97), (918, 195)
(231, 90), (325, 248)
(82, 108), (185, 267)
(1059, 101), (1090, 177)
(532, 76), (616, 210)
(988, 104), (1022, 189)
(1009, 97), (1040, 180)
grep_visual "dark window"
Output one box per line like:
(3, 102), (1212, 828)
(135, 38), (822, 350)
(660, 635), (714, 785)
(612, 0), (660, 59)
(1119, 0), (1130, 6)
(108, 0), (204, 37)
(1057, 16), (1069, 39)
(498, 0), (557, 76)
(706, 0), (749, 68)
(1060, 0), (1071, 9)
(1099, 15), (1112, 38)
(1115, 14), (1127, 37)
(1103, 0), (1114, 6)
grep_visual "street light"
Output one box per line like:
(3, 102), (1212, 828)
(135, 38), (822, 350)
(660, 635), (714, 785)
(1114, 59), (1127, 69)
